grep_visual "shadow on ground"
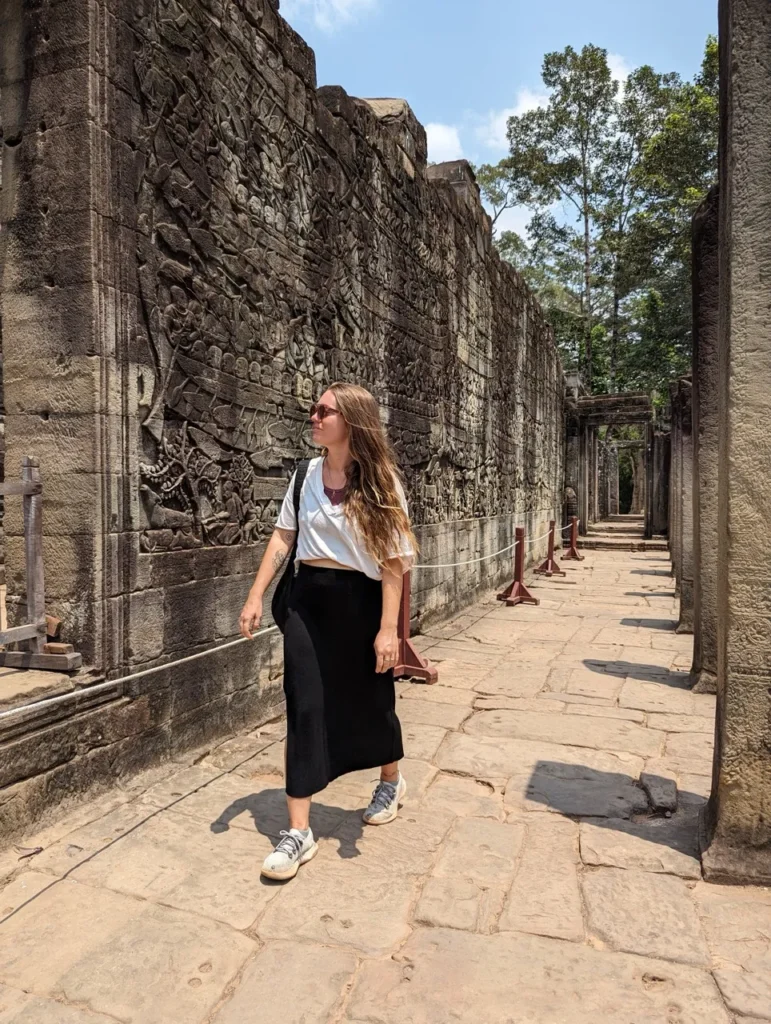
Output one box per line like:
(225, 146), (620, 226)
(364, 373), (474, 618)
(525, 761), (703, 861)
(619, 618), (678, 631)
(582, 658), (691, 686)
(211, 788), (367, 873)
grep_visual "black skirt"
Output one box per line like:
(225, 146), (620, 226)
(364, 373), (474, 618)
(282, 564), (404, 798)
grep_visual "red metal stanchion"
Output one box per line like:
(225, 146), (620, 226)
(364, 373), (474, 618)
(561, 516), (584, 561)
(394, 571), (439, 684)
(535, 520), (566, 577)
(496, 527), (540, 607)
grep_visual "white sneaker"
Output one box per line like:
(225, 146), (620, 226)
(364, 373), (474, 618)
(261, 828), (318, 880)
(363, 774), (407, 825)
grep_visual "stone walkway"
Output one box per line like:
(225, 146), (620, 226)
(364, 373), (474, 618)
(1, 549), (770, 1023)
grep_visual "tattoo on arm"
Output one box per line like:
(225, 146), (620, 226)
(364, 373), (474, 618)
(272, 529), (295, 574)
(272, 549), (287, 573)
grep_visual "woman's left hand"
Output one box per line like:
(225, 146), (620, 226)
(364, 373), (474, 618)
(374, 627), (399, 674)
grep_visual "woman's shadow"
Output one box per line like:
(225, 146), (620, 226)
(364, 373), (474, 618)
(209, 785), (366, 868)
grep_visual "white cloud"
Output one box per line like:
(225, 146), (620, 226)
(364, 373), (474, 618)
(280, 0), (377, 32)
(608, 53), (632, 91)
(425, 123), (464, 164)
(474, 89), (548, 153)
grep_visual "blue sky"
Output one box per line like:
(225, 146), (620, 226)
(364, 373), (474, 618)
(279, 0), (717, 234)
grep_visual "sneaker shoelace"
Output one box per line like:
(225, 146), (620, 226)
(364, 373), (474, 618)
(369, 779), (398, 813)
(275, 830), (305, 860)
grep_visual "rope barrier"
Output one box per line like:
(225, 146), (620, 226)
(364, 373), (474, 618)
(0, 626), (281, 723)
(2, 518), (569, 715)
(412, 538), (521, 570)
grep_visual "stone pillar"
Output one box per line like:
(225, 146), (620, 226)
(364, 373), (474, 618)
(645, 426), (655, 538)
(609, 447), (620, 515)
(677, 379), (694, 634)
(651, 432), (671, 536)
(703, 0), (771, 885)
(578, 424), (590, 535)
(630, 449), (645, 516)
(669, 383), (682, 593)
(587, 428), (597, 525)
(691, 187), (720, 694)
(598, 443), (609, 521)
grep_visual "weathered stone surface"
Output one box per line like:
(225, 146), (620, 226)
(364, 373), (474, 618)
(34, 808), (280, 930)
(345, 928), (731, 1024)
(437, 731), (644, 783)
(396, 683), (475, 707)
(258, 856), (417, 956)
(505, 761), (649, 819)
(400, 723), (448, 762)
(582, 868), (710, 966)
(565, 703), (646, 723)
(465, 708), (663, 758)
(499, 817), (584, 941)
(395, 696), (469, 730)
(212, 941), (356, 1024)
(640, 772), (678, 813)
(665, 731), (714, 763)
(0, 985), (117, 1023)
(0, 877), (255, 1023)
(419, 772), (504, 820)
(695, 884), (771, 1021)
(646, 712), (713, 733)
(619, 679), (711, 716)
(415, 818), (524, 932)
(579, 816), (701, 878)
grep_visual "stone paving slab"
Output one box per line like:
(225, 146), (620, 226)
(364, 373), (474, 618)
(2, 547), (768, 1023)
(344, 928), (732, 1024)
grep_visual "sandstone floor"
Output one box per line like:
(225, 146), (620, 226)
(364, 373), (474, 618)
(1, 549), (770, 1023)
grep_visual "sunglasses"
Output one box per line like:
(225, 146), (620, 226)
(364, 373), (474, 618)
(310, 403), (343, 421)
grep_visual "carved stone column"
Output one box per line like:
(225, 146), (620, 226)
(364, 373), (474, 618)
(669, 383), (682, 594)
(677, 379), (694, 634)
(691, 187), (720, 694)
(703, 0), (771, 885)
(609, 447), (620, 515)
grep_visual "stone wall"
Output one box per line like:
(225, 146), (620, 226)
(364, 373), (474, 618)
(0, 0), (564, 842)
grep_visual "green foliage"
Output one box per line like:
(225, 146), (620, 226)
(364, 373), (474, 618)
(483, 37), (718, 396)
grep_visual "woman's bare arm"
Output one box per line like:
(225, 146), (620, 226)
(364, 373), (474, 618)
(374, 558), (404, 673)
(239, 527), (296, 639)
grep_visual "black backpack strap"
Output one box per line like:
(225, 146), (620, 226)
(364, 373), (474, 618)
(292, 459), (310, 535)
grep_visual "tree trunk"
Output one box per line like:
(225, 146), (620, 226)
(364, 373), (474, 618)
(610, 277), (620, 393)
(583, 208), (593, 390)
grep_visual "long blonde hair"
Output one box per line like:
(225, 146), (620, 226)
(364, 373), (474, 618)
(328, 382), (418, 567)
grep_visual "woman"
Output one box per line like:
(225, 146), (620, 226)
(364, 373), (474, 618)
(239, 382), (417, 881)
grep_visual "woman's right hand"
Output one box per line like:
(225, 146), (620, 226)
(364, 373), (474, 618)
(239, 593), (263, 640)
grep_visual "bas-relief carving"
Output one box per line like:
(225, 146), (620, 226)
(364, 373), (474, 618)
(132, 0), (563, 550)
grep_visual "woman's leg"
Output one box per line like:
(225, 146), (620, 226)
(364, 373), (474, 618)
(380, 761), (399, 783)
(287, 794), (312, 830)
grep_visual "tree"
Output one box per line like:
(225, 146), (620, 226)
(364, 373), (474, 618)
(482, 37), (718, 398)
(503, 45), (617, 386)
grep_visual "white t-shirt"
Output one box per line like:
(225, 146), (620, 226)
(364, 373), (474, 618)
(276, 457), (415, 580)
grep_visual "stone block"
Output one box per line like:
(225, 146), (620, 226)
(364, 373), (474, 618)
(0, 876), (255, 1023)
(346, 927), (731, 1024)
(415, 818), (524, 932)
(211, 942), (356, 1024)
(640, 772), (678, 813)
(582, 868), (710, 966)
(694, 883), (771, 1021)
(465, 708), (664, 758)
(499, 817), (584, 942)
(579, 815), (701, 879)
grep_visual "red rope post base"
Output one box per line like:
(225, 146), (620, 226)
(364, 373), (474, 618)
(394, 571), (438, 684)
(535, 520), (567, 577)
(497, 527), (540, 607)
(561, 516), (584, 561)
